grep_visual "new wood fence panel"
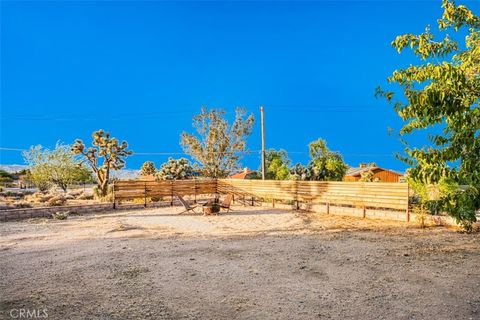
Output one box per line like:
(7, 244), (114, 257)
(217, 179), (408, 211)
(114, 179), (216, 200)
(114, 179), (408, 213)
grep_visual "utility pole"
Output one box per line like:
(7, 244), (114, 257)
(260, 106), (266, 180)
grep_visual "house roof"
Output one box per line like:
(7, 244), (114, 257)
(229, 169), (257, 179)
(137, 174), (156, 181)
(346, 166), (404, 177)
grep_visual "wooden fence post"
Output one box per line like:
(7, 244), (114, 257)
(406, 183), (410, 222)
(363, 206), (366, 218)
(295, 181), (299, 210)
(272, 198), (275, 208)
(171, 181), (174, 206)
(144, 182), (147, 208)
(194, 179), (197, 203)
(112, 181), (116, 209)
(326, 202), (329, 214)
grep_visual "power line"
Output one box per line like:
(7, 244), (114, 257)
(0, 147), (395, 157)
(0, 105), (388, 122)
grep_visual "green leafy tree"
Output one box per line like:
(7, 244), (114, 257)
(180, 107), (255, 178)
(155, 158), (194, 180)
(307, 139), (347, 181)
(377, 0), (480, 225)
(72, 130), (133, 196)
(0, 169), (14, 183)
(140, 161), (157, 176)
(262, 149), (291, 180)
(290, 163), (309, 181)
(23, 143), (91, 192)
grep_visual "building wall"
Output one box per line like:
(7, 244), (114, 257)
(344, 169), (402, 182)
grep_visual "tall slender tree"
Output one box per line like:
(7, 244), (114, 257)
(180, 107), (254, 178)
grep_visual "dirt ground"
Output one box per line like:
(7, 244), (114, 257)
(1, 206), (479, 320)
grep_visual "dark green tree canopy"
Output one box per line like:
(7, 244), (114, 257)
(307, 139), (348, 181)
(262, 149), (291, 180)
(377, 0), (479, 224)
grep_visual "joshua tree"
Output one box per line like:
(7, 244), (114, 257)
(140, 161), (157, 176)
(72, 130), (132, 196)
(155, 158), (194, 180)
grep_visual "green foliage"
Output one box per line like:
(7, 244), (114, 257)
(180, 107), (254, 178)
(358, 164), (380, 182)
(140, 161), (157, 176)
(23, 143), (91, 192)
(359, 170), (375, 182)
(377, 0), (480, 225)
(93, 184), (114, 202)
(0, 170), (14, 183)
(263, 149), (290, 180)
(289, 163), (309, 181)
(155, 158), (194, 180)
(307, 139), (347, 181)
(72, 130), (133, 197)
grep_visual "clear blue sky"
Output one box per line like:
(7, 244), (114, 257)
(1, 0), (476, 171)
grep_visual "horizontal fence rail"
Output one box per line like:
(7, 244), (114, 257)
(113, 179), (217, 203)
(113, 178), (410, 220)
(217, 179), (409, 211)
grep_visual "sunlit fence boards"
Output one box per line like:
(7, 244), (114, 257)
(113, 179), (217, 202)
(217, 179), (409, 211)
(113, 178), (410, 220)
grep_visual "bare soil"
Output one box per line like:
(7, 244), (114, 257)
(1, 206), (479, 320)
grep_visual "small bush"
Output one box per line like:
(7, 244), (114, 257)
(14, 201), (33, 209)
(413, 205), (429, 229)
(48, 195), (67, 207)
(51, 211), (69, 220)
(67, 189), (84, 198)
(93, 185), (113, 202)
(77, 192), (93, 200)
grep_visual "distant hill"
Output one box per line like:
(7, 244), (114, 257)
(0, 164), (140, 180)
(0, 164), (28, 173)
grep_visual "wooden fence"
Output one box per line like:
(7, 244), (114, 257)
(113, 179), (410, 220)
(217, 179), (410, 220)
(113, 179), (217, 207)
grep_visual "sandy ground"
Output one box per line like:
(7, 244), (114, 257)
(0, 205), (479, 320)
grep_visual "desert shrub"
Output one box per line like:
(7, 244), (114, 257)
(132, 197), (152, 204)
(77, 192), (93, 200)
(48, 194), (67, 207)
(14, 202), (33, 209)
(67, 189), (84, 198)
(51, 211), (69, 220)
(38, 193), (55, 203)
(413, 205), (429, 229)
(93, 185), (113, 202)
